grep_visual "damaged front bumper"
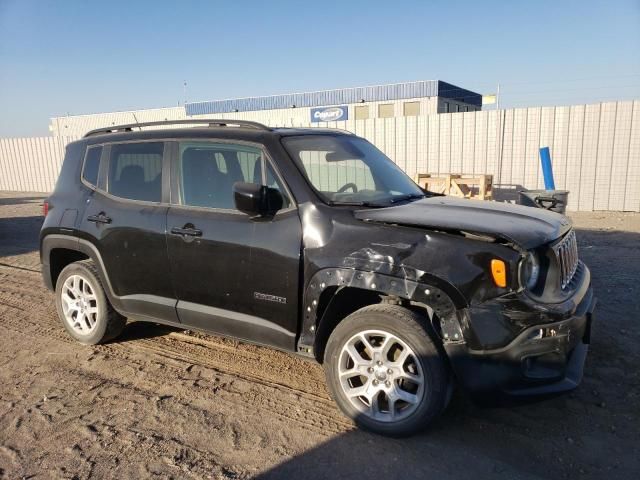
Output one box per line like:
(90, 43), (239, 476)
(445, 267), (596, 397)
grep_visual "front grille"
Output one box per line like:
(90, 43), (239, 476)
(553, 229), (579, 289)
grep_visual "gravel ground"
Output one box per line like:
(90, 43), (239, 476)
(0, 191), (638, 480)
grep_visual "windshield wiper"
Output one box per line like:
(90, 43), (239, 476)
(327, 200), (387, 207)
(388, 193), (425, 204)
(328, 195), (423, 207)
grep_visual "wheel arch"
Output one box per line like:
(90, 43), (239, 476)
(49, 248), (89, 289)
(41, 235), (118, 305)
(297, 267), (468, 362)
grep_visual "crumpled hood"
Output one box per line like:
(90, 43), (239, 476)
(354, 196), (572, 249)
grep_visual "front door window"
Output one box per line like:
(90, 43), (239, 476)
(177, 142), (290, 209)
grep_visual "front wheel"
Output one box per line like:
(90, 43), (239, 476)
(324, 304), (450, 437)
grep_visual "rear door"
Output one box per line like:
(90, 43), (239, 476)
(78, 140), (178, 322)
(166, 139), (301, 350)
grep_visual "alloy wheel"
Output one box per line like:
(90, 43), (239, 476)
(60, 274), (99, 335)
(337, 329), (425, 422)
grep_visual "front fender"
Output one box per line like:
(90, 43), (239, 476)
(297, 267), (467, 356)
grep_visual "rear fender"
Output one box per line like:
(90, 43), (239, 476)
(41, 234), (124, 311)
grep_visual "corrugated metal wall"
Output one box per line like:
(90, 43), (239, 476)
(2, 101), (639, 211)
(0, 136), (79, 192)
(294, 101), (639, 212)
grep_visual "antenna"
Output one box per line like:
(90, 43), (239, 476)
(131, 112), (142, 131)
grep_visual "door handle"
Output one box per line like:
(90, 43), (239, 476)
(170, 226), (202, 237)
(87, 212), (112, 224)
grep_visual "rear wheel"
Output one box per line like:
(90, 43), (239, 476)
(324, 304), (450, 437)
(55, 260), (126, 344)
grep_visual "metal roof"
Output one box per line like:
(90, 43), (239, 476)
(185, 80), (481, 116)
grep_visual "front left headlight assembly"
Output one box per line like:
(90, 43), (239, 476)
(520, 251), (540, 290)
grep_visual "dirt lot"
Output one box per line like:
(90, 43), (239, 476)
(0, 192), (638, 480)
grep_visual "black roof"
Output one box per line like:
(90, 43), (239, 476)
(79, 120), (351, 147)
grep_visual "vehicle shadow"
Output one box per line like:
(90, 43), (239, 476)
(255, 390), (558, 480)
(116, 320), (183, 343)
(0, 195), (46, 207)
(0, 215), (44, 257)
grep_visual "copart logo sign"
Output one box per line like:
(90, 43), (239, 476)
(311, 106), (349, 122)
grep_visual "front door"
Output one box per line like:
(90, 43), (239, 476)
(166, 140), (302, 350)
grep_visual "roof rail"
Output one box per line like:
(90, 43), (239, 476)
(83, 119), (271, 137)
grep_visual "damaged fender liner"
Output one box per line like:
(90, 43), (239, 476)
(297, 267), (467, 356)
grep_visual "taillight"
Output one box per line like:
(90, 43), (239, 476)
(43, 201), (49, 217)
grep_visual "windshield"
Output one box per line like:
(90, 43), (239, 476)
(282, 135), (424, 206)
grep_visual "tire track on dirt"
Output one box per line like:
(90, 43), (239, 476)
(0, 301), (350, 436)
(0, 264), (352, 435)
(0, 261), (39, 273)
(138, 333), (332, 402)
(0, 319), (350, 438)
(0, 264), (330, 400)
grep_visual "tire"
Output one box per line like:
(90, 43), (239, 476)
(54, 260), (126, 345)
(324, 304), (450, 437)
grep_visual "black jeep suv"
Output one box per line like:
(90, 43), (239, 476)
(40, 119), (596, 436)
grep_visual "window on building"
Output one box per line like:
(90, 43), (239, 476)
(108, 142), (164, 202)
(453, 104), (459, 113)
(443, 102), (450, 113)
(403, 101), (420, 117)
(355, 105), (369, 120)
(82, 146), (102, 187)
(378, 103), (394, 118)
(460, 106), (467, 112)
(177, 142), (290, 210)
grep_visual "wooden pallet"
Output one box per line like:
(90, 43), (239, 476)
(414, 174), (493, 200)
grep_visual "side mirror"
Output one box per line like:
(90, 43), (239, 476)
(233, 182), (283, 217)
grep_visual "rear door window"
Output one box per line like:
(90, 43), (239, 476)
(82, 146), (102, 187)
(107, 142), (164, 202)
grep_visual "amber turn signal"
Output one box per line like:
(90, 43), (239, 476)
(490, 259), (507, 287)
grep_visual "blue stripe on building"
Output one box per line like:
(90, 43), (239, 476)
(185, 80), (481, 116)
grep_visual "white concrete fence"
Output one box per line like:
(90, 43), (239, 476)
(0, 100), (638, 212)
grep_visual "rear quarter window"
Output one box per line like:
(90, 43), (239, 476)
(82, 146), (102, 187)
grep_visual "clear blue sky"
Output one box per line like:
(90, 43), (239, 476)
(1, 0), (639, 136)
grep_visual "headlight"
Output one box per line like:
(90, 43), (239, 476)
(520, 252), (540, 290)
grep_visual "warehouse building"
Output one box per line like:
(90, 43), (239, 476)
(49, 80), (482, 137)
